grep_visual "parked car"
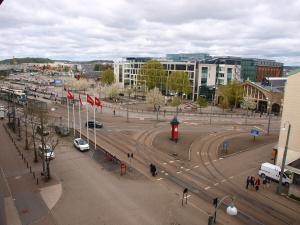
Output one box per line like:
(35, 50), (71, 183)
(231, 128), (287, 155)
(85, 120), (103, 128)
(55, 125), (70, 136)
(38, 144), (55, 159)
(74, 138), (90, 151)
(36, 125), (50, 136)
(258, 162), (291, 186)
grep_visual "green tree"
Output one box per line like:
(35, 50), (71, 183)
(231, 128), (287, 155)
(93, 64), (100, 71)
(101, 69), (114, 85)
(170, 97), (182, 107)
(166, 71), (192, 98)
(220, 80), (244, 110)
(197, 96), (208, 113)
(137, 60), (166, 90)
(218, 97), (230, 113)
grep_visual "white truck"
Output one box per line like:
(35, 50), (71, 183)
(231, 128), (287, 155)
(0, 106), (4, 119)
(258, 162), (291, 186)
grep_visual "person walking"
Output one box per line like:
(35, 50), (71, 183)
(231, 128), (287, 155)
(113, 110), (115, 116)
(263, 177), (267, 188)
(246, 176), (250, 189)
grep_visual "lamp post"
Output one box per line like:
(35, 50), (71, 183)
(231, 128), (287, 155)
(267, 86), (273, 135)
(208, 195), (237, 225)
(209, 87), (215, 125)
(277, 122), (291, 195)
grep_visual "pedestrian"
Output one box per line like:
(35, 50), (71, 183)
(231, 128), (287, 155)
(250, 176), (255, 190)
(113, 110), (115, 116)
(263, 177), (267, 188)
(150, 164), (154, 173)
(246, 176), (250, 189)
(267, 178), (271, 188)
(255, 178), (260, 191)
(152, 165), (156, 177)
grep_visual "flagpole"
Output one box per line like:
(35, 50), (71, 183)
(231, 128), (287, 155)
(67, 98), (70, 128)
(86, 100), (89, 145)
(94, 106), (96, 150)
(73, 100), (75, 136)
(79, 98), (82, 139)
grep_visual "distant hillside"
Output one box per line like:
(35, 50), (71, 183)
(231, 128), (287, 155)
(0, 57), (54, 64)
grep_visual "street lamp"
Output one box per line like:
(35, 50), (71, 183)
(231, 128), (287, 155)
(209, 87), (215, 125)
(277, 121), (291, 195)
(208, 195), (237, 225)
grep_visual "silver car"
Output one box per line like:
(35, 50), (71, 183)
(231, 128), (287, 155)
(74, 138), (90, 151)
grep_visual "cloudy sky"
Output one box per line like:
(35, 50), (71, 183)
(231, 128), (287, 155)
(0, 0), (299, 65)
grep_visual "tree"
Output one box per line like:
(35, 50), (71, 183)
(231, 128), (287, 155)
(197, 96), (208, 113)
(101, 69), (114, 85)
(106, 84), (119, 100)
(137, 60), (166, 90)
(166, 71), (192, 98)
(170, 97), (182, 107)
(218, 97), (230, 113)
(63, 77), (76, 91)
(146, 87), (165, 120)
(220, 80), (244, 110)
(124, 85), (134, 99)
(93, 64), (100, 71)
(240, 96), (257, 111)
(75, 78), (90, 93)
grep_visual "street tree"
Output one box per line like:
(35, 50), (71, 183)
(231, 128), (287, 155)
(218, 97), (230, 113)
(101, 69), (114, 85)
(76, 78), (90, 94)
(124, 85), (134, 100)
(197, 96), (208, 113)
(63, 77), (76, 91)
(137, 60), (166, 90)
(106, 84), (119, 100)
(166, 71), (192, 98)
(146, 87), (165, 120)
(219, 80), (244, 110)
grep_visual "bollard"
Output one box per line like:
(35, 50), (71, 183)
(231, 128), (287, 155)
(24, 157), (26, 163)
(22, 154), (23, 159)
(33, 172), (35, 179)
(27, 162), (28, 168)
(30, 167), (32, 173)
(37, 178), (39, 185)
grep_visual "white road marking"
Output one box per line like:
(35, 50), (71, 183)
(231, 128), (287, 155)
(169, 161), (174, 163)
(205, 162), (210, 165)
(161, 171), (165, 173)
(219, 158), (223, 160)
(157, 178), (163, 180)
(194, 165), (199, 168)
(214, 183), (219, 186)
(163, 163), (167, 165)
(205, 186), (211, 190)
(222, 180), (226, 182)
(212, 160), (217, 162)
(185, 169), (190, 171)
(177, 171), (182, 174)
(181, 166), (184, 169)
(197, 152), (199, 155)
(165, 173), (169, 176)
(229, 176), (234, 179)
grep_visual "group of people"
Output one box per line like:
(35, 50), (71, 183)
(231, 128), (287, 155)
(246, 176), (270, 191)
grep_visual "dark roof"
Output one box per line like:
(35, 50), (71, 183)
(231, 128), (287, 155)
(83, 71), (103, 78)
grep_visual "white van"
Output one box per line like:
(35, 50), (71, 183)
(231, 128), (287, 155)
(258, 162), (291, 186)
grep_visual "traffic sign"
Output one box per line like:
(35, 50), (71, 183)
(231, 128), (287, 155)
(251, 129), (259, 136)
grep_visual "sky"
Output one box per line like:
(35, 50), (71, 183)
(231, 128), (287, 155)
(0, 0), (300, 65)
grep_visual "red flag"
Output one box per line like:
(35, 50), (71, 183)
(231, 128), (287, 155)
(67, 91), (74, 100)
(95, 97), (101, 107)
(87, 94), (94, 106)
(79, 94), (82, 106)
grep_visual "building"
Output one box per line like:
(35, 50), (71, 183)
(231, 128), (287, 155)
(277, 69), (300, 196)
(114, 54), (283, 101)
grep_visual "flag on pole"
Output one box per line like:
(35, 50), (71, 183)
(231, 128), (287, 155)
(79, 94), (82, 106)
(87, 94), (94, 106)
(67, 91), (74, 99)
(95, 97), (101, 107)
